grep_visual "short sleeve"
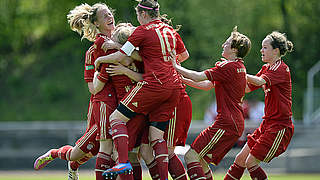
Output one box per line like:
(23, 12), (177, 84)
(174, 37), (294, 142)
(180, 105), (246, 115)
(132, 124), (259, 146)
(97, 63), (110, 83)
(175, 33), (186, 55)
(261, 66), (289, 86)
(84, 46), (95, 82)
(127, 26), (145, 48)
(204, 61), (232, 82)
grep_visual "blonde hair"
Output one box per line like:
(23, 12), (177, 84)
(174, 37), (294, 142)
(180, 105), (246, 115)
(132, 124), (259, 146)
(67, 3), (113, 42)
(230, 26), (251, 58)
(112, 23), (136, 45)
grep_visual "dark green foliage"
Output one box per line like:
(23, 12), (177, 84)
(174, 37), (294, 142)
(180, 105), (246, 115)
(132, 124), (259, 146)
(0, 0), (319, 121)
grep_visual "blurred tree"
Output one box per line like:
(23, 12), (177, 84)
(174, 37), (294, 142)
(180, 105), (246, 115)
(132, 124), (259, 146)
(0, 0), (319, 121)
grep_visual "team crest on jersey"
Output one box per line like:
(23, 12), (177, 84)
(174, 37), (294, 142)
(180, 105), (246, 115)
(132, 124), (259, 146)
(132, 102), (138, 107)
(286, 67), (290, 72)
(86, 143), (94, 150)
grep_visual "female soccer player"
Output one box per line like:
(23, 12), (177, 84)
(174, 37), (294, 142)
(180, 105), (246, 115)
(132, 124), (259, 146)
(224, 31), (294, 180)
(171, 27), (251, 179)
(94, 0), (185, 179)
(34, 3), (118, 180)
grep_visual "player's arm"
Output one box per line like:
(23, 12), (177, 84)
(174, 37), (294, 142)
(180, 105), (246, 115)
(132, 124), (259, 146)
(245, 83), (252, 93)
(171, 56), (207, 82)
(182, 76), (214, 91)
(87, 82), (96, 94)
(93, 71), (105, 93)
(106, 63), (143, 82)
(95, 51), (127, 71)
(247, 74), (266, 86)
(177, 50), (189, 63)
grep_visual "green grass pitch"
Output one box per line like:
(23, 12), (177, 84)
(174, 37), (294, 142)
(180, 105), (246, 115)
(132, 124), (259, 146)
(1, 171), (320, 180)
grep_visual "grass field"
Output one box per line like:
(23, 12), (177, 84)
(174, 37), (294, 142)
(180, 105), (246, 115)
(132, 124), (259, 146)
(1, 171), (320, 180)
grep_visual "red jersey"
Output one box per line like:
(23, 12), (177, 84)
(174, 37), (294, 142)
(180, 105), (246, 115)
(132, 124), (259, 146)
(121, 20), (183, 89)
(98, 60), (144, 103)
(204, 59), (246, 136)
(83, 34), (117, 105)
(248, 60), (292, 127)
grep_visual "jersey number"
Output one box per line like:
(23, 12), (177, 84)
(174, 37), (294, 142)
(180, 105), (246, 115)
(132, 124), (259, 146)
(155, 27), (176, 62)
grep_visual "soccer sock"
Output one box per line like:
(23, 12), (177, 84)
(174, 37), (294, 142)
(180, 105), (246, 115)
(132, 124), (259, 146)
(204, 169), (213, 180)
(95, 152), (113, 180)
(186, 161), (206, 180)
(51, 145), (73, 161)
(70, 153), (93, 170)
(119, 174), (134, 180)
(168, 153), (187, 180)
(248, 165), (268, 180)
(146, 159), (160, 180)
(110, 119), (129, 163)
(224, 162), (245, 180)
(151, 139), (169, 180)
(132, 162), (142, 180)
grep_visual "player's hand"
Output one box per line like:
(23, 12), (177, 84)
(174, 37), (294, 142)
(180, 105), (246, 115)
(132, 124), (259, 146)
(105, 63), (128, 76)
(102, 38), (118, 52)
(94, 57), (102, 71)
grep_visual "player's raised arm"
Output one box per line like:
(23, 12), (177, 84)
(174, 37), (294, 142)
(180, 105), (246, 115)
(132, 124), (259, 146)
(246, 74), (266, 86)
(182, 77), (214, 91)
(94, 51), (128, 71)
(171, 56), (207, 82)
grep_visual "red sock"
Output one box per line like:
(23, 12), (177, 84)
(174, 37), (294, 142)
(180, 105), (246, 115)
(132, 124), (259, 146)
(248, 165), (267, 180)
(147, 159), (160, 180)
(151, 139), (168, 180)
(224, 162), (245, 180)
(186, 161), (205, 180)
(51, 145), (73, 161)
(119, 174), (134, 180)
(95, 152), (113, 180)
(110, 119), (129, 163)
(168, 153), (187, 180)
(70, 153), (93, 170)
(132, 162), (142, 180)
(204, 169), (213, 180)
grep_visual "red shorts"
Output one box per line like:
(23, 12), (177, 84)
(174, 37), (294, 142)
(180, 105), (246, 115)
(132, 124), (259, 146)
(165, 90), (192, 147)
(120, 81), (181, 122)
(247, 122), (294, 163)
(191, 125), (240, 165)
(92, 101), (117, 141)
(75, 100), (99, 155)
(127, 114), (148, 150)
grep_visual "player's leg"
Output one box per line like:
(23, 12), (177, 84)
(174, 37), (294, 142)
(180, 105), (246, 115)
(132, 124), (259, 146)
(224, 143), (249, 180)
(184, 148), (206, 180)
(139, 143), (160, 180)
(199, 158), (212, 180)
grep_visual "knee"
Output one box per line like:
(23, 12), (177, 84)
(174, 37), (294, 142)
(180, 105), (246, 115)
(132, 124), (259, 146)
(139, 144), (154, 164)
(184, 148), (199, 164)
(234, 152), (247, 166)
(245, 155), (259, 169)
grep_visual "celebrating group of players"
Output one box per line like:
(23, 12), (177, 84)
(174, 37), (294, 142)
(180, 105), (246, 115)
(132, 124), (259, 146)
(33, 1), (294, 180)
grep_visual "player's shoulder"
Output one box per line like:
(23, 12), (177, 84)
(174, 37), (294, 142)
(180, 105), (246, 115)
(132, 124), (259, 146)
(85, 44), (95, 64)
(94, 34), (107, 47)
(269, 60), (289, 73)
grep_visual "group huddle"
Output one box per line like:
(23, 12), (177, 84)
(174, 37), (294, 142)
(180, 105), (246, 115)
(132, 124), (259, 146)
(33, 1), (294, 180)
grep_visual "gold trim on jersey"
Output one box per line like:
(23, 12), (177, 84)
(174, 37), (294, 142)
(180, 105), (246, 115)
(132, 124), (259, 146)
(199, 129), (225, 158)
(87, 100), (93, 129)
(86, 45), (95, 64)
(167, 107), (177, 147)
(100, 102), (107, 140)
(121, 81), (146, 106)
(75, 124), (98, 149)
(263, 128), (286, 162)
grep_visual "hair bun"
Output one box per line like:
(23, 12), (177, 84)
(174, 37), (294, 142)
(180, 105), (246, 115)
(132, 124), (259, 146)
(286, 40), (293, 52)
